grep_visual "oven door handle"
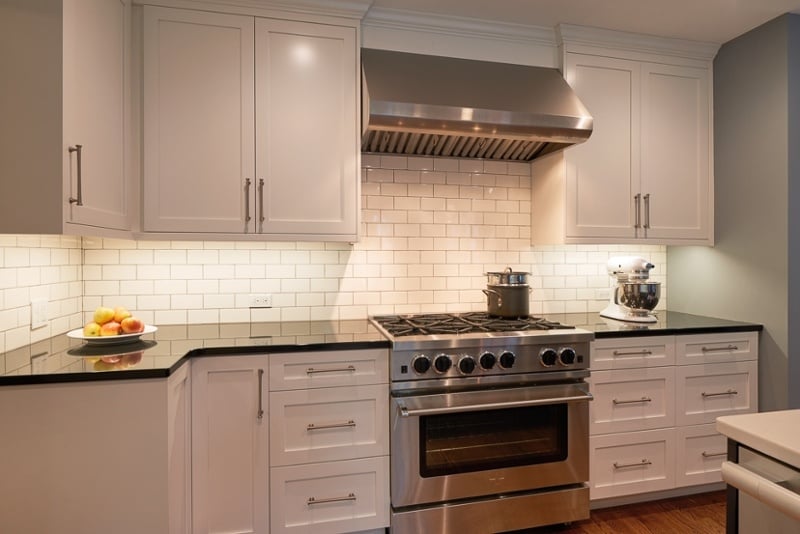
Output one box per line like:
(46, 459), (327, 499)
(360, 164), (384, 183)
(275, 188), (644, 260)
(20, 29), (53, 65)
(397, 391), (593, 418)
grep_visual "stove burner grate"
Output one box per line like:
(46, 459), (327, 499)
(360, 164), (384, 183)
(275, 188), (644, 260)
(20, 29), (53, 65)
(373, 312), (574, 337)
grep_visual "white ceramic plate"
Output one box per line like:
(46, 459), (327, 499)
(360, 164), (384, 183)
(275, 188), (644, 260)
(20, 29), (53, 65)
(67, 324), (158, 346)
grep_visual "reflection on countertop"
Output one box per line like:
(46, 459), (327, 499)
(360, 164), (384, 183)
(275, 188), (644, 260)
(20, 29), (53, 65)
(0, 319), (386, 385)
(554, 310), (763, 338)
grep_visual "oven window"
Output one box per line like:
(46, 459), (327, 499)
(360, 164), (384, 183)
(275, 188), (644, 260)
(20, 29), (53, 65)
(419, 404), (567, 477)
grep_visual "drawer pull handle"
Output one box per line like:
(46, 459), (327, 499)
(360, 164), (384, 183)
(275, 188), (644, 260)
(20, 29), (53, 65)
(701, 345), (738, 353)
(614, 459), (652, 469)
(257, 369), (264, 421)
(612, 349), (653, 356)
(702, 451), (727, 458)
(307, 492), (356, 506)
(307, 365), (356, 375)
(702, 389), (738, 398)
(307, 420), (356, 431)
(613, 396), (652, 405)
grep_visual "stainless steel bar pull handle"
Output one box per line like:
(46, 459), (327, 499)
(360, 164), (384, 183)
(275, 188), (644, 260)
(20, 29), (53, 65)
(702, 451), (727, 458)
(634, 193), (641, 228)
(613, 349), (653, 356)
(643, 193), (651, 229)
(257, 369), (264, 421)
(613, 396), (652, 405)
(245, 178), (252, 223)
(258, 178), (265, 224)
(306, 365), (356, 375)
(614, 459), (652, 469)
(307, 493), (356, 506)
(307, 420), (356, 431)
(701, 345), (739, 353)
(68, 144), (83, 206)
(702, 389), (738, 398)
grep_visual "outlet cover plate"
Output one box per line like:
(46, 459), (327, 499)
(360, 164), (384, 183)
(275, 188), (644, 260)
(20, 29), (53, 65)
(31, 298), (47, 329)
(249, 294), (272, 308)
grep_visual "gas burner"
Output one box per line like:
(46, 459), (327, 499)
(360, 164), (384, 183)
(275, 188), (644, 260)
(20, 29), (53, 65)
(372, 312), (574, 337)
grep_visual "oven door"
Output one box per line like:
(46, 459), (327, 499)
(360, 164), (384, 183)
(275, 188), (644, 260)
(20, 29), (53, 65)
(391, 382), (591, 508)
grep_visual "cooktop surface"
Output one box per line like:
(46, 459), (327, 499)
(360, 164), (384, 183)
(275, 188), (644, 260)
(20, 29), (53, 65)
(371, 312), (574, 336)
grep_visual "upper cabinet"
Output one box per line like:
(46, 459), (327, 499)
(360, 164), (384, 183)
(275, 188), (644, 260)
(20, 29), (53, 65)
(532, 27), (716, 245)
(0, 0), (131, 235)
(142, 6), (359, 241)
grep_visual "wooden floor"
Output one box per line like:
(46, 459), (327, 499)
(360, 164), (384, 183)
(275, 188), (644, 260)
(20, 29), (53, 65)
(520, 491), (727, 534)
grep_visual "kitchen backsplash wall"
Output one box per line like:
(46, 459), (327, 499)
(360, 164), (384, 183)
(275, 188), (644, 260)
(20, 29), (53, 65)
(80, 155), (667, 326)
(0, 155), (666, 353)
(0, 235), (83, 356)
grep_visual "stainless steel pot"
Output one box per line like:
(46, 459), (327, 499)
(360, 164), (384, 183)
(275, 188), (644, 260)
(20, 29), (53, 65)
(482, 284), (531, 318)
(486, 267), (530, 286)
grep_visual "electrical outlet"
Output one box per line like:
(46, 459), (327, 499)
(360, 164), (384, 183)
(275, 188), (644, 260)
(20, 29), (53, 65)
(30, 298), (48, 329)
(249, 294), (273, 308)
(595, 288), (611, 300)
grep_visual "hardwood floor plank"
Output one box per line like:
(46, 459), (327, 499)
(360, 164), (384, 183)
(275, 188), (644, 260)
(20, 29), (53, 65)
(514, 491), (726, 534)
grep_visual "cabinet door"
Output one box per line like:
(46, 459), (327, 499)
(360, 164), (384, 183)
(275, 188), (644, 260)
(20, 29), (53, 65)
(63, 0), (130, 230)
(640, 63), (711, 242)
(143, 7), (255, 233)
(191, 356), (269, 534)
(563, 54), (639, 240)
(255, 19), (358, 239)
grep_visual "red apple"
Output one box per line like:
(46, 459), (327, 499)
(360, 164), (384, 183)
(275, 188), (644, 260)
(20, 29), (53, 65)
(120, 316), (144, 334)
(100, 321), (121, 336)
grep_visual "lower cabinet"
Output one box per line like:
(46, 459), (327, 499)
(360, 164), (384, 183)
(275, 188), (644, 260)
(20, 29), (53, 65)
(191, 355), (270, 534)
(190, 348), (390, 534)
(589, 331), (758, 502)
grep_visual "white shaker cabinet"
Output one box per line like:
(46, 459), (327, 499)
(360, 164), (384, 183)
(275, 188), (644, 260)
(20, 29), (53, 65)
(142, 6), (359, 241)
(142, 7), (255, 234)
(0, 0), (131, 234)
(532, 32), (714, 245)
(191, 355), (269, 534)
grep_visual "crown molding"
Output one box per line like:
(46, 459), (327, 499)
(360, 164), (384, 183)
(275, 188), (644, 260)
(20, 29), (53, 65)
(362, 7), (556, 46)
(557, 23), (719, 61)
(135, 0), (371, 21)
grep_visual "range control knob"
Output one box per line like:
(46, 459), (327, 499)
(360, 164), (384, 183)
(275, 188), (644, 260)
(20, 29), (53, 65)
(458, 356), (476, 374)
(479, 351), (497, 370)
(433, 354), (452, 374)
(540, 348), (558, 367)
(559, 348), (577, 366)
(499, 351), (516, 369)
(412, 355), (431, 374)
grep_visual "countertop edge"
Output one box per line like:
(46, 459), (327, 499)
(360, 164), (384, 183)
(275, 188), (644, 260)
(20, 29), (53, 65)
(594, 323), (763, 339)
(716, 411), (800, 469)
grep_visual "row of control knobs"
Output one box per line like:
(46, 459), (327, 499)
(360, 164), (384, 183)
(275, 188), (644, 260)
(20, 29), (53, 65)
(411, 347), (577, 375)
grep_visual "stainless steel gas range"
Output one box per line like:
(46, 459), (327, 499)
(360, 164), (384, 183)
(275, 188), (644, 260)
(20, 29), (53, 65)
(369, 312), (594, 534)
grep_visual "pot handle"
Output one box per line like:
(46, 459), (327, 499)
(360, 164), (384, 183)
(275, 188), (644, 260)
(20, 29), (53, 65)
(482, 288), (503, 308)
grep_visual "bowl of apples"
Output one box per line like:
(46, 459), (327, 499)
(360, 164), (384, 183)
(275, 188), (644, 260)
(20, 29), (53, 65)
(67, 306), (156, 346)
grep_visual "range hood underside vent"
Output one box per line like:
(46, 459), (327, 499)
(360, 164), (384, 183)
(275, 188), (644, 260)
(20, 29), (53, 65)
(362, 130), (566, 161)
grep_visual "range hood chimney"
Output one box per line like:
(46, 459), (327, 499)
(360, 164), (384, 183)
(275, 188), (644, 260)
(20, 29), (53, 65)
(361, 49), (593, 162)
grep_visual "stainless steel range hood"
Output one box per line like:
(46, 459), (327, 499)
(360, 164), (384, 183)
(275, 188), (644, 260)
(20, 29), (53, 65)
(361, 49), (593, 162)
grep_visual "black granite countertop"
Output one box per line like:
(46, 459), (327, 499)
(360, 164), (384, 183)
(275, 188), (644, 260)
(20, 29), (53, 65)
(0, 320), (387, 386)
(555, 310), (763, 338)
(0, 312), (762, 386)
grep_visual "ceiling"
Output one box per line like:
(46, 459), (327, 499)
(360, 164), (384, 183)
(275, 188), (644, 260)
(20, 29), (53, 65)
(367, 0), (800, 44)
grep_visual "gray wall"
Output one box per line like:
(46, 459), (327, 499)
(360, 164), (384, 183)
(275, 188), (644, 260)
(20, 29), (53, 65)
(668, 14), (800, 412)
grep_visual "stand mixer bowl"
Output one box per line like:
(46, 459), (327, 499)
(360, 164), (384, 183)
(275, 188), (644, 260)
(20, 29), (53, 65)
(617, 282), (661, 314)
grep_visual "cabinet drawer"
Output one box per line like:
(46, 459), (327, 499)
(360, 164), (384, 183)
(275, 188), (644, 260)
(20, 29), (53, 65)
(590, 429), (676, 500)
(270, 456), (390, 534)
(675, 424), (727, 487)
(269, 349), (388, 391)
(591, 336), (675, 370)
(270, 384), (389, 466)
(676, 361), (757, 426)
(676, 331), (758, 365)
(588, 367), (675, 435)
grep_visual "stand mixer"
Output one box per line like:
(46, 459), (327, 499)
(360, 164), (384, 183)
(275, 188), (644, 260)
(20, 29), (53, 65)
(600, 256), (661, 323)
